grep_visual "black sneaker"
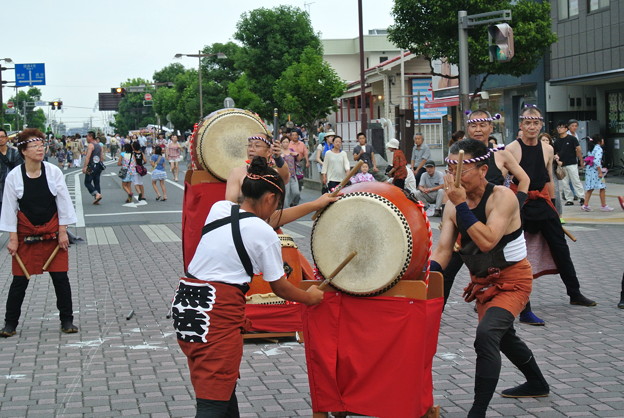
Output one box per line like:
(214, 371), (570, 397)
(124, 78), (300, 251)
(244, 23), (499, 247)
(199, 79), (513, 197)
(579, 198), (585, 205)
(565, 201), (574, 206)
(617, 300), (624, 309)
(570, 295), (597, 306)
(501, 382), (549, 398)
(61, 322), (79, 334)
(0, 324), (17, 338)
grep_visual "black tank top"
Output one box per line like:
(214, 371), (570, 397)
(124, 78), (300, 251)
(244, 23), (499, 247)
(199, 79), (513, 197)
(456, 182), (523, 276)
(512, 138), (550, 191)
(458, 183), (493, 247)
(18, 163), (57, 226)
(89, 143), (102, 164)
(485, 151), (505, 185)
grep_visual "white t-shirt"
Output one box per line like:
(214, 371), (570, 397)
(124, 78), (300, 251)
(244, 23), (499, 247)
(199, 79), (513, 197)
(321, 150), (350, 182)
(187, 200), (284, 285)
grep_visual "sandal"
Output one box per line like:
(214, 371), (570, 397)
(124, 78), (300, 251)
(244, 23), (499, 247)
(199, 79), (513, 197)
(61, 322), (79, 334)
(156, 196), (161, 201)
(93, 194), (102, 205)
(161, 197), (167, 201)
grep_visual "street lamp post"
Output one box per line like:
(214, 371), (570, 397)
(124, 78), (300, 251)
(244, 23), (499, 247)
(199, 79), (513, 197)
(173, 51), (227, 120)
(0, 58), (14, 118)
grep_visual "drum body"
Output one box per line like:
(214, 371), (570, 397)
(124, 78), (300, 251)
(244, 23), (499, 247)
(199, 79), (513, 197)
(311, 182), (429, 296)
(246, 234), (303, 301)
(193, 108), (269, 181)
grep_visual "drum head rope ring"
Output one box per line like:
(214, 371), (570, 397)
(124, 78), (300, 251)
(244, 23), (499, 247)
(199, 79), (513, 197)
(311, 192), (413, 296)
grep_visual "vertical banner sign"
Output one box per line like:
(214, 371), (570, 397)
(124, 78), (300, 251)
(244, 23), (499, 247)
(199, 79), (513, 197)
(412, 78), (447, 119)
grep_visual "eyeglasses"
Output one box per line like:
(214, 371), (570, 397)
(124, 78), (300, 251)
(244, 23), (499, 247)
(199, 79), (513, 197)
(26, 144), (45, 150)
(445, 166), (478, 176)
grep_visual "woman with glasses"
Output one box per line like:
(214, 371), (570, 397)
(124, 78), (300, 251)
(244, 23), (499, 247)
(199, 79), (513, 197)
(0, 129), (78, 338)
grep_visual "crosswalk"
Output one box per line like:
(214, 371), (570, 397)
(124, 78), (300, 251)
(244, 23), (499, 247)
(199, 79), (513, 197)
(84, 224), (181, 245)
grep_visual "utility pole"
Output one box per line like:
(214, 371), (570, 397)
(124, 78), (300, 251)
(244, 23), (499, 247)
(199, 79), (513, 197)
(358, 0), (367, 134)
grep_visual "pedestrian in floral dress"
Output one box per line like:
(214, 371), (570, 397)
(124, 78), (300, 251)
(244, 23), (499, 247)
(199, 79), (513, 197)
(582, 134), (613, 212)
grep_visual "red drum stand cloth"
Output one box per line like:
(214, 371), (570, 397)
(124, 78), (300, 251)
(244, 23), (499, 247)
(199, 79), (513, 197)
(302, 292), (443, 418)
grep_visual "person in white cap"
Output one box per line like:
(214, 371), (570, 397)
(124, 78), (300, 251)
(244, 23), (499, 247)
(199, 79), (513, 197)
(386, 138), (407, 189)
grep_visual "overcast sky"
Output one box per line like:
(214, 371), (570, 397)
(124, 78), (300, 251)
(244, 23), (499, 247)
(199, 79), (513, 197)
(3, 0), (395, 129)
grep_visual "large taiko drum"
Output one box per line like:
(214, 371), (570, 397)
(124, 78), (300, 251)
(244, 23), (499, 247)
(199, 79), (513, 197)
(311, 182), (430, 296)
(193, 108), (269, 181)
(246, 234), (303, 304)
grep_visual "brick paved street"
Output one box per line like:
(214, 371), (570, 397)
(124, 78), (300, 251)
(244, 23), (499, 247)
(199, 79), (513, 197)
(0, 184), (623, 417)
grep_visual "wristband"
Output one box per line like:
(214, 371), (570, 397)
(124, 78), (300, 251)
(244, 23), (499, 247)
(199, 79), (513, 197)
(455, 202), (479, 230)
(516, 191), (528, 208)
(273, 156), (284, 168)
(430, 260), (443, 273)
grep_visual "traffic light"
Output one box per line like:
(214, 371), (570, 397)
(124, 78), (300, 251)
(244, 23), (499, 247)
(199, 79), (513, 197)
(111, 87), (126, 96)
(57, 101), (62, 110)
(488, 23), (514, 63)
(49, 101), (63, 110)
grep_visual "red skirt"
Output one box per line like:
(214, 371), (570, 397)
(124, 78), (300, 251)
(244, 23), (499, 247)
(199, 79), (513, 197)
(172, 277), (247, 400)
(13, 212), (67, 275)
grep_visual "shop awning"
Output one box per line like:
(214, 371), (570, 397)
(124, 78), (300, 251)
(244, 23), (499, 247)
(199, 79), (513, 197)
(424, 96), (459, 108)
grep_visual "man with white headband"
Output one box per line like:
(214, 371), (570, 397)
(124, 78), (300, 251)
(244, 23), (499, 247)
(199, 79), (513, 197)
(506, 106), (597, 318)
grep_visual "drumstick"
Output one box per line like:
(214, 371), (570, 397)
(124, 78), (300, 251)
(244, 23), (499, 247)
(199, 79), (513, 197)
(14, 254), (31, 280)
(454, 150), (464, 188)
(318, 251), (358, 291)
(43, 245), (61, 271)
(312, 161), (364, 221)
(563, 227), (577, 242)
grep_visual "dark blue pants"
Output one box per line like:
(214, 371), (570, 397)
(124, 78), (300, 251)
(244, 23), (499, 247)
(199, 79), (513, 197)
(84, 170), (101, 196)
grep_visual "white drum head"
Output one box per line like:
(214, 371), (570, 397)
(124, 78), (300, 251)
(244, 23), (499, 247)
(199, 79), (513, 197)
(194, 109), (268, 181)
(311, 192), (413, 295)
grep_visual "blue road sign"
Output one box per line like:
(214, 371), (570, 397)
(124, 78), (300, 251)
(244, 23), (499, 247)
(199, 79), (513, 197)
(15, 63), (46, 87)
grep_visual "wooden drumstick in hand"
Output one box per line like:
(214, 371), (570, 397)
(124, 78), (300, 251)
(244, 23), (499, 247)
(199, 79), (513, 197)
(312, 161), (363, 221)
(14, 254), (31, 280)
(43, 245), (61, 271)
(318, 251), (358, 291)
(455, 150), (464, 188)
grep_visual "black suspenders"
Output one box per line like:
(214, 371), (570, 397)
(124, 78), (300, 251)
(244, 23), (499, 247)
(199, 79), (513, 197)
(198, 205), (256, 278)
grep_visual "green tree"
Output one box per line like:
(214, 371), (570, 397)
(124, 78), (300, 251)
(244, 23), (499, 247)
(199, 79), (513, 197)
(274, 47), (346, 136)
(388, 0), (557, 94)
(3, 87), (46, 131)
(234, 5), (321, 118)
(151, 42), (242, 130)
(111, 78), (157, 134)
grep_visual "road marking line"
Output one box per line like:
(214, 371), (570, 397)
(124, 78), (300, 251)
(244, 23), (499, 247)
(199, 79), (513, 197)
(85, 210), (182, 217)
(280, 227), (305, 239)
(86, 228), (98, 245)
(160, 224), (182, 242)
(140, 225), (163, 243)
(103, 227), (119, 245)
(165, 179), (184, 190)
(72, 171), (85, 227)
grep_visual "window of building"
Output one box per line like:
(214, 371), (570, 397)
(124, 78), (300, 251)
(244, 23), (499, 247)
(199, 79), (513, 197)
(559, 0), (579, 19)
(588, 0), (609, 12)
(379, 56), (388, 64)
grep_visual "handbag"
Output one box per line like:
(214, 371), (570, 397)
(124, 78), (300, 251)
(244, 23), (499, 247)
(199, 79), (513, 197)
(134, 153), (147, 176)
(136, 164), (147, 176)
(295, 162), (304, 180)
(555, 165), (566, 180)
